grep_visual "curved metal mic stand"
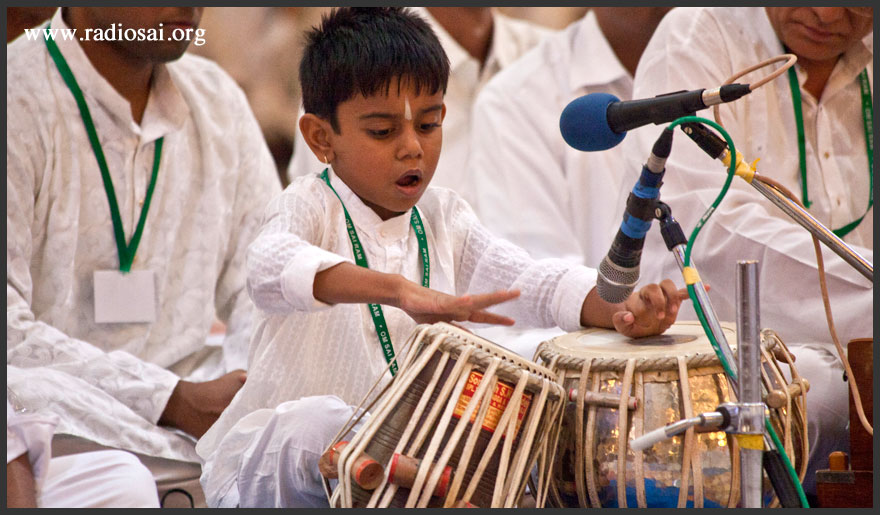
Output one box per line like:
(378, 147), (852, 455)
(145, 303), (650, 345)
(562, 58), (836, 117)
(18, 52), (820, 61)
(748, 179), (872, 282)
(678, 120), (873, 282)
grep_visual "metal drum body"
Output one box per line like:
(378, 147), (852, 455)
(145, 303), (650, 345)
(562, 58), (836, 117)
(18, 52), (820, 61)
(329, 322), (565, 508)
(535, 321), (808, 508)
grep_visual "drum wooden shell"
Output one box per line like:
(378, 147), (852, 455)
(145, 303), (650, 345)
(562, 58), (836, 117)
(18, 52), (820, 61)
(535, 321), (808, 508)
(329, 323), (566, 508)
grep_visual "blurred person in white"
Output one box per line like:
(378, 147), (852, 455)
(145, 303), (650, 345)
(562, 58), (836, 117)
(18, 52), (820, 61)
(191, 7), (327, 179)
(619, 7), (872, 497)
(465, 8), (672, 357)
(7, 383), (159, 508)
(6, 7), (281, 506)
(285, 6), (555, 206)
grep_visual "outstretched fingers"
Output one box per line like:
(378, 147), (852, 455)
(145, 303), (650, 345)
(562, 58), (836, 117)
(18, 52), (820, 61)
(453, 289), (520, 325)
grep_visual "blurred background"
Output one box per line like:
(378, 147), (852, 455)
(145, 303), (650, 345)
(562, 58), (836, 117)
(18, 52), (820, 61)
(7, 7), (589, 183)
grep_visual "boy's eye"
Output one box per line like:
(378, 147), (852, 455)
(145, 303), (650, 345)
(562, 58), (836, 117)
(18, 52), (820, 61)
(367, 128), (393, 138)
(420, 122), (442, 132)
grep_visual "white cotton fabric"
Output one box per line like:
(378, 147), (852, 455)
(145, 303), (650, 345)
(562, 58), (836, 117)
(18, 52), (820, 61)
(39, 451), (161, 508)
(201, 395), (362, 508)
(286, 7), (554, 208)
(468, 11), (634, 267)
(6, 9), (281, 464)
(196, 168), (598, 502)
(7, 400), (57, 490)
(624, 6), (873, 349)
(464, 12), (634, 360)
(625, 7), (873, 495)
(7, 399), (160, 508)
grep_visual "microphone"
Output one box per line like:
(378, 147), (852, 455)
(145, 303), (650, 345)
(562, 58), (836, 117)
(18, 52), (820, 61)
(597, 128), (674, 303)
(559, 84), (751, 151)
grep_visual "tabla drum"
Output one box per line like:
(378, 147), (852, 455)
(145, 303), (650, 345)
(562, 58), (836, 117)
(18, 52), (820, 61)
(534, 321), (808, 508)
(326, 322), (566, 508)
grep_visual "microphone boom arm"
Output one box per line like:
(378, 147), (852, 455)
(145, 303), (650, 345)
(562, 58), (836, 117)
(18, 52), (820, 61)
(680, 121), (873, 282)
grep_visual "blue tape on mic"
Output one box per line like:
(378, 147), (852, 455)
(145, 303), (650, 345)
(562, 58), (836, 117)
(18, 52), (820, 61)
(621, 212), (652, 239)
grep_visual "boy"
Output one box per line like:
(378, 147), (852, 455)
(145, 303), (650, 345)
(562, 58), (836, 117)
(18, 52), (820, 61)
(197, 7), (687, 508)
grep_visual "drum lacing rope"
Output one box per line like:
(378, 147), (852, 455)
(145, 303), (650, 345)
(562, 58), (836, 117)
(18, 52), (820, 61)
(325, 323), (567, 507)
(761, 329), (811, 483)
(434, 325), (564, 399)
(538, 341), (747, 373)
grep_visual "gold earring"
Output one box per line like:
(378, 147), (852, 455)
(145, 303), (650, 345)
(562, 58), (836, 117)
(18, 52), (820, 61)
(323, 154), (329, 164)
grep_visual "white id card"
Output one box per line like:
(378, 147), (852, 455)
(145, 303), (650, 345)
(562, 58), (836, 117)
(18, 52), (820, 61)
(94, 270), (157, 323)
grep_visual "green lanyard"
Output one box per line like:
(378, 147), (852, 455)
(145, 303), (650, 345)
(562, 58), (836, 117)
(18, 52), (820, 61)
(45, 32), (162, 273)
(320, 168), (429, 376)
(787, 66), (873, 238)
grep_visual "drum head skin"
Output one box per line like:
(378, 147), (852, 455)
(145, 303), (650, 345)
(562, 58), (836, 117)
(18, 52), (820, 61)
(540, 321), (737, 362)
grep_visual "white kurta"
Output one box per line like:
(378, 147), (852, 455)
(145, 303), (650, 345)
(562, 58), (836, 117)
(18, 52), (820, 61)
(286, 7), (554, 208)
(468, 11), (633, 267)
(196, 168), (598, 501)
(6, 10), (281, 464)
(623, 6), (873, 349)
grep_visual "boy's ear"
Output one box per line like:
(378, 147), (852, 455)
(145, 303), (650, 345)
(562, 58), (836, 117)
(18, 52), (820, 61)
(299, 113), (335, 164)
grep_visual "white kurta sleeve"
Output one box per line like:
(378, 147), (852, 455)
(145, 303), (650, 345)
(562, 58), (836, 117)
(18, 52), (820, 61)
(246, 182), (351, 314)
(6, 121), (180, 424)
(625, 8), (873, 345)
(449, 197), (596, 332)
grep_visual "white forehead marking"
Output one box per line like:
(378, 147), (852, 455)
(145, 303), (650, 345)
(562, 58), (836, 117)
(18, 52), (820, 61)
(404, 97), (412, 120)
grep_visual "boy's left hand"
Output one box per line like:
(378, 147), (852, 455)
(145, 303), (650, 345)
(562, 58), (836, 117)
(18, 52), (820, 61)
(612, 279), (689, 338)
(581, 279), (689, 338)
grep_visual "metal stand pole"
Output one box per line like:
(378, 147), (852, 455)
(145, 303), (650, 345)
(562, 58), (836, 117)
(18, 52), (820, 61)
(656, 202), (739, 394)
(748, 179), (872, 282)
(678, 121), (872, 282)
(633, 206), (807, 507)
(736, 261), (764, 508)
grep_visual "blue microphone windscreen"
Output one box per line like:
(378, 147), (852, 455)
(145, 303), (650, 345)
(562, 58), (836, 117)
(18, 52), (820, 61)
(559, 93), (626, 152)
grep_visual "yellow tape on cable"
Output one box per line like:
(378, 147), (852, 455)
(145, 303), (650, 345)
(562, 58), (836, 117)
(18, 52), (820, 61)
(682, 266), (701, 285)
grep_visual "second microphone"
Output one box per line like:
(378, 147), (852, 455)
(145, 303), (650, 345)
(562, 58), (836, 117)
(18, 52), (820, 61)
(597, 128), (674, 303)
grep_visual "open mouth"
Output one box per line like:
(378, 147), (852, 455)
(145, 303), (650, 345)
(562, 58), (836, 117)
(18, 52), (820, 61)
(396, 174), (420, 187)
(395, 171), (423, 194)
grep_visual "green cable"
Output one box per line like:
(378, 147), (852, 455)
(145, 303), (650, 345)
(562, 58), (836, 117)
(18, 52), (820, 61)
(665, 116), (809, 508)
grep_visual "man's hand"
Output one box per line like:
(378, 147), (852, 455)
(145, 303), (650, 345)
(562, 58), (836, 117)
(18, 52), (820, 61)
(395, 281), (520, 326)
(581, 279), (689, 338)
(158, 369), (247, 439)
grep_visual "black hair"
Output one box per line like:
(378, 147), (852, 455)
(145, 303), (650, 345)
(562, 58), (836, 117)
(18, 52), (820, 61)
(300, 7), (450, 132)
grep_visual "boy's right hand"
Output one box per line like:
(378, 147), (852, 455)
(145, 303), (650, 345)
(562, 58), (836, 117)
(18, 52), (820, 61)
(395, 280), (520, 326)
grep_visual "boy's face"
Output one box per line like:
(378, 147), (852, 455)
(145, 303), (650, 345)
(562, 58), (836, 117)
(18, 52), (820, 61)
(327, 79), (445, 220)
